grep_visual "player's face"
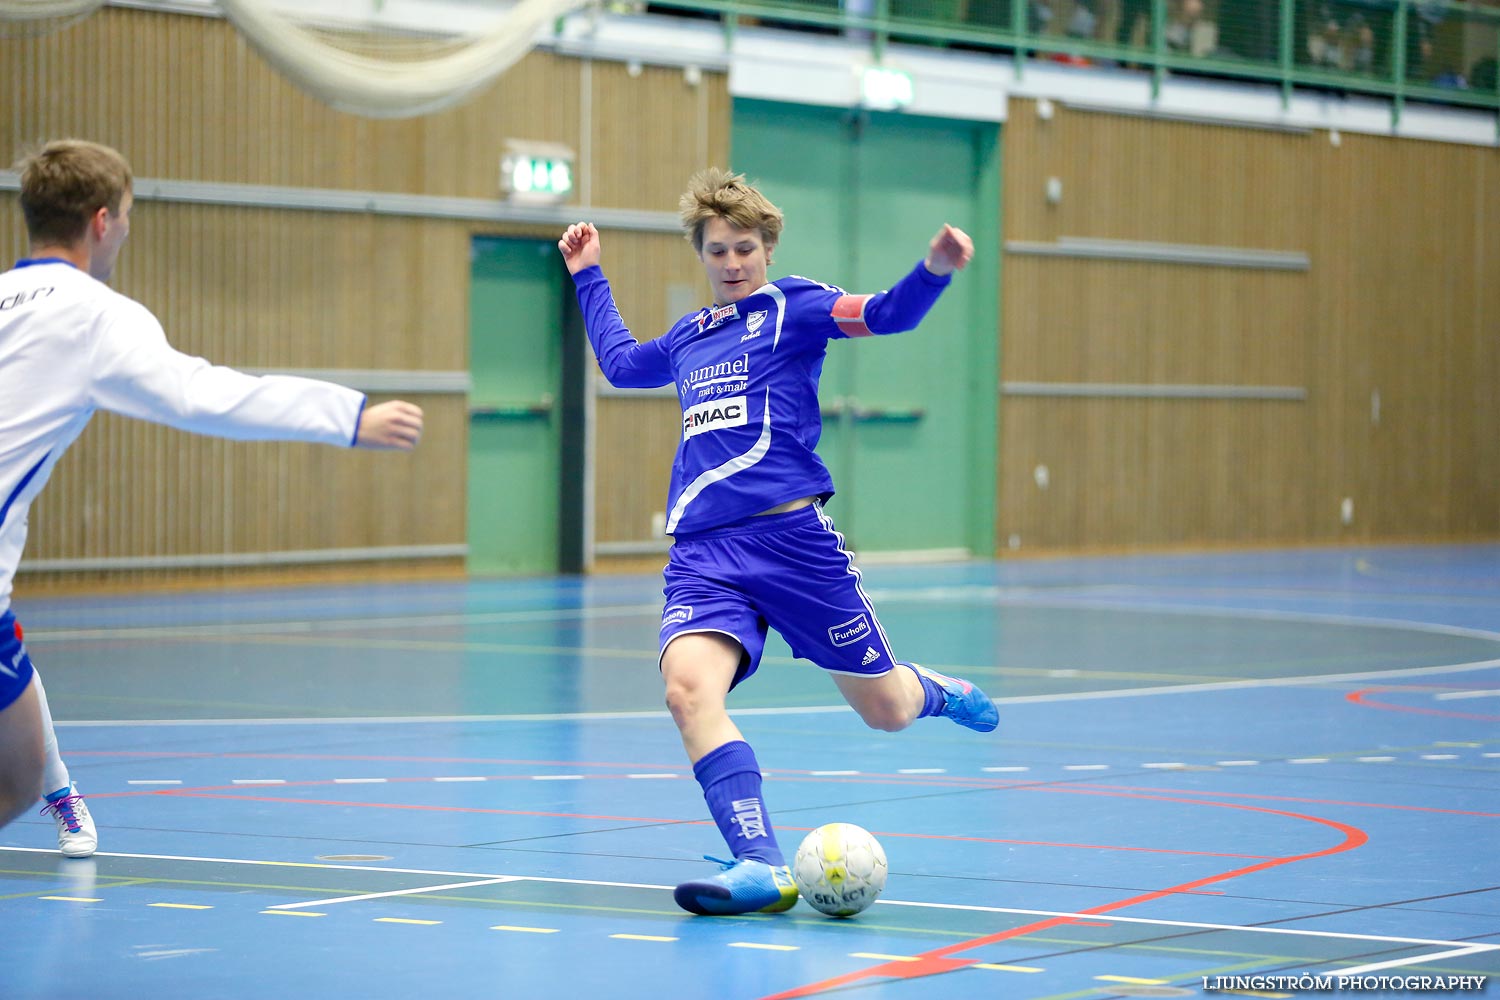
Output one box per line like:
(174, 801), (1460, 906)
(91, 189), (132, 283)
(698, 217), (771, 306)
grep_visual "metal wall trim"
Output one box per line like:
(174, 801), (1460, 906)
(1006, 236), (1310, 270)
(0, 172), (682, 233)
(22, 544), (465, 572)
(241, 369), (472, 393)
(1002, 382), (1308, 400)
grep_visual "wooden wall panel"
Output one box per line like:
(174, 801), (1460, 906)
(588, 230), (710, 548)
(587, 60), (722, 210)
(595, 398), (683, 544)
(3, 6), (731, 584)
(27, 397), (467, 560)
(5, 9), (581, 197)
(1001, 99), (1498, 552)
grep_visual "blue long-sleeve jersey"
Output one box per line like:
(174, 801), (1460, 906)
(572, 262), (952, 535)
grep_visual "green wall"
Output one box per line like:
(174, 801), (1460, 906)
(732, 101), (1000, 554)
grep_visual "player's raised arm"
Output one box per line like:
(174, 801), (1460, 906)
(354, 400), (424, 451)
(923, 223), (974, 277)
(561, 222), (673, 389)
(829, 223), (975, 339)
(558, 222), (602, 275)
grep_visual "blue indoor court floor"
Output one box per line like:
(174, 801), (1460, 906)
(2, 543), (1497, 999)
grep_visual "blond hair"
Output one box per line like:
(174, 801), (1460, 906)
(679, 168), (784, 253)
(17, 139), (133, 247)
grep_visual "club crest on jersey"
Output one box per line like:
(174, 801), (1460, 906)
(697, 302), (739, 333)
(828, 614), (872, 647)
(682, 395), (748, 439)
(746, 310), (767, 334)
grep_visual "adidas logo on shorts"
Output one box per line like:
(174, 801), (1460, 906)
(861, 646), (880, 666)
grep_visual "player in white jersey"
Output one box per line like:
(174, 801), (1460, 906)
(0, 139), (424, 846)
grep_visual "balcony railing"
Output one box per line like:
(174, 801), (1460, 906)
(643, 0), (1500, 120)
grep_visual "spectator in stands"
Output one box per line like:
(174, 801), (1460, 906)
(1165, 0), (1218, 58)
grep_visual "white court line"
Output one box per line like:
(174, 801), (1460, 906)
(23, 602), (666, 642)
(1335, 945), (1497, 977)
(2, 846), (1493, 956)
(1436, 689), (1500, 701)
(268, 876), (519, 910)
(56, 658), (1500, 729)
(54, 705), (855, 727)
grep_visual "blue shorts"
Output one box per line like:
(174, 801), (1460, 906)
(0, 610), (36, 712)
(660, 503), (900, 690)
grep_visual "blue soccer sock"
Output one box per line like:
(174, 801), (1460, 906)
(904, 662), (947, 719)
(693, 740), (785, 866)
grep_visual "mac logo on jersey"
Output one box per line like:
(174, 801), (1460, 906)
(828, 614), (872, 647)
(682, 395), (748, 439)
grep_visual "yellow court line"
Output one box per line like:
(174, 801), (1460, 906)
(610, 933), (678, 943)
(491, 925), (559, 934)
(262, 909), (326, 917)
(41, 896), (101, 902)
(729, 942), (800, 952)
(375, 917), (442, 926)
(1096, 975), (1170, 985)
(148, 902), (213, 910)
(976, 963), (1044, 973)
(850, 953), (919, 962)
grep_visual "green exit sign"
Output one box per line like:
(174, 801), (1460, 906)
(501, 145), (575, 202)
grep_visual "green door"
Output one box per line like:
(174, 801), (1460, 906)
(733, 101), (999, 555)
(467, 237), (562, 575)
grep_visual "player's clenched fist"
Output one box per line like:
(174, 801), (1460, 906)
(924, 223), (973, 277)
(558, 222), (602, 275)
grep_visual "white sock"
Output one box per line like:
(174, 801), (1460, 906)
(34, 672), (72, 797)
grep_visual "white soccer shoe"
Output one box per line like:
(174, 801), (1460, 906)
(42, 784), (98, 859)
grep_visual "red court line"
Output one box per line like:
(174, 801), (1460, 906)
(758, 792), (1369, 1000)
(1346, 687), (1500, 723)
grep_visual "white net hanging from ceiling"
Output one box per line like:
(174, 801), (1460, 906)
(216, 0), (588, 119)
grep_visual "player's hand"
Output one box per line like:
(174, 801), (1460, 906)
(354, 400), (424, 451)
(924, 223), (974, 277)
(558, 222), (602, 275)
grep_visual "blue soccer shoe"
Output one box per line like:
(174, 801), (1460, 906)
(673, 856), (799, 916)
(913, 663), (998, 733)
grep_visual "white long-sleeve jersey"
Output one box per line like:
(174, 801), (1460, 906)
(0, 258), (366, 613)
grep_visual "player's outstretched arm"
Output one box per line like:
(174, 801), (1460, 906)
(354, 400), (424, 451)
(558, 222), (602, 275)
(923, 224), (974, 277)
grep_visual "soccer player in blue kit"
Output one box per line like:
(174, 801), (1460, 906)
(559, 168), (998, 916)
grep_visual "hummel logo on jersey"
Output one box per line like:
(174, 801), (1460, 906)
(861, 646), (880, 666)
(682, 395), (748, 440)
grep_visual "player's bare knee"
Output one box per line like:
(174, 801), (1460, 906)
(662, 677), (700, 727)
(852, 699), (913, 733)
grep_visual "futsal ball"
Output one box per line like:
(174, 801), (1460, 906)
(792, 823), (888, 917)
